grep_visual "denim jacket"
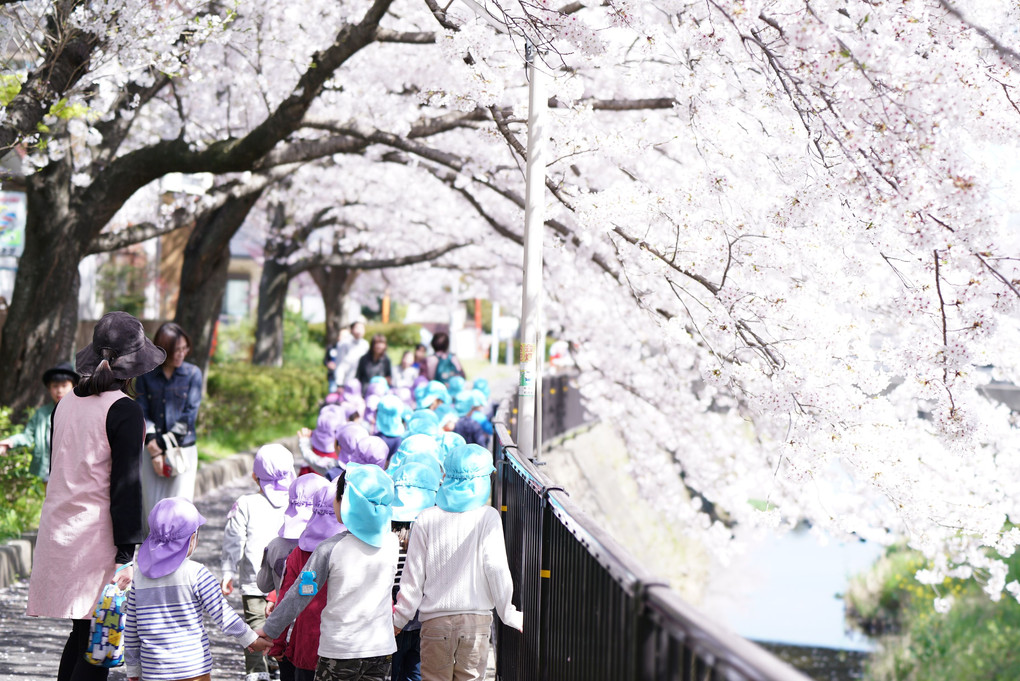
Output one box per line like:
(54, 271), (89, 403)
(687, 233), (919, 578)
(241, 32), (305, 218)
(135, 362), (203, 450)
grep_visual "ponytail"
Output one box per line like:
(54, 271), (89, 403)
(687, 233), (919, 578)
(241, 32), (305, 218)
(76, 355), (126, 396)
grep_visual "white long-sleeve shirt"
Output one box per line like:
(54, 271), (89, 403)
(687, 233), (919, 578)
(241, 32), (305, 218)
(221, 491), (285, 596)
(393, 506), (523, 631)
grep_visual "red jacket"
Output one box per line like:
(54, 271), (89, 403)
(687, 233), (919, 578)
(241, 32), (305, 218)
(270, 548), (328, 671)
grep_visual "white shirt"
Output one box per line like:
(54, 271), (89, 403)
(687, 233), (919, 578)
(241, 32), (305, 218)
(221, 491), (286, 595)
(393, 506), (523, 631)
(333, 337), (369, 385)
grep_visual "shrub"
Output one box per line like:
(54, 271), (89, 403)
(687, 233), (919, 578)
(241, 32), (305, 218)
(366, 322), (422, 349)
(848, 544), (1020, 681)
(0, 406), (45, 541)
(199, 364), (323, 444)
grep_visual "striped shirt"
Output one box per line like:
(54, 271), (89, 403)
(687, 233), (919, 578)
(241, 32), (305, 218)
(125, 559), (258, 680)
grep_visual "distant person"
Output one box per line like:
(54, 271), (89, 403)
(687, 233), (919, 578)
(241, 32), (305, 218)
(393, 350), (420, 390)
(136, 322), (202, 513)
(356, 333), (394, 388)
(412, 343), (428, 371)
(325, 321), (369, 393)
(0, 362), (79, 483)
(423, 332), (464, 386)
(27, 311), (165, 681)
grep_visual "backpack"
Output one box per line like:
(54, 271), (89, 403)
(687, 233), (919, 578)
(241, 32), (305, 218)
(435, 354), (463, 385)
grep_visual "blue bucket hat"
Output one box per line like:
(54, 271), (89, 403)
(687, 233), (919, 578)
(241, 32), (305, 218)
(375, 394), (406, 438)
(436, 444), (495, 513)
(388, 434), (441, 471)
(447, 375), (466, 395)
(435, 404), (459, 430)
(390, 462), (442, 522)
(340, 463), (394, 547)
(408, 409), (440, 437)
(417, 381), (450, 409)
(366, 376), (390, 396)
(472, 377), (490, 400)
(437, 431), (466, 462)
(455, 389), (488, 417)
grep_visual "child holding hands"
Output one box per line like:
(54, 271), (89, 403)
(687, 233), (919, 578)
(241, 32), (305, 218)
(125, 497), (270, 681)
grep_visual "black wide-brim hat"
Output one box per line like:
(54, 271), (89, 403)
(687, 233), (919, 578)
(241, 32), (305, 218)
(75, 311), (167, 380)
(42, 361), (80, 386)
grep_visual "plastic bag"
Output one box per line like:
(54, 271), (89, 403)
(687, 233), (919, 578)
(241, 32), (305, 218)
(85, 563), (131, 668)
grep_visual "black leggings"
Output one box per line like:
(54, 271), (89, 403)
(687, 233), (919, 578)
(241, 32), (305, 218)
(57, 619), (109, 681)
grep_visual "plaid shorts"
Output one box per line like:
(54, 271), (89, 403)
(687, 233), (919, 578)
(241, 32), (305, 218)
(314, 655), (392, 681)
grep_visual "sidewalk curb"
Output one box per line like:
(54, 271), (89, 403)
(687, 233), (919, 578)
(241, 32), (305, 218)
(0, 449), (269, 590)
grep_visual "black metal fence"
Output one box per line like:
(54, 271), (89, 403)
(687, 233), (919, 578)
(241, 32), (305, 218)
(491, 374), (810, 681)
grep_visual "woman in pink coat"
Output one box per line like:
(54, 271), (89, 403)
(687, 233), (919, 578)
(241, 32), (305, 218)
(27, 311), (166, 681)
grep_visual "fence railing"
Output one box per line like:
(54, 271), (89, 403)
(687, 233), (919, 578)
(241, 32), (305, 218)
(491, 373), (811, 681)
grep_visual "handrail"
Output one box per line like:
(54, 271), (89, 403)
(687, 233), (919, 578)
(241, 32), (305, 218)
(491, 377), (812, 681)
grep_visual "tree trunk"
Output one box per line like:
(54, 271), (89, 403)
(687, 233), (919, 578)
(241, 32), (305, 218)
(174, 192), (263, 376)
(0, 162), (85, 416)
(309, 266), (358, 347)
(252, 256), (290, 366)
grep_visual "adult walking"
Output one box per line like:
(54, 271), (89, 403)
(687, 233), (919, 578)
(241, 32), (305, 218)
(136, 322), (203, 514)
(27, 311), (165, 681)
(423, 331), (465, 385)
(355, 333), (394, 389)
(324, 320), (368, 393)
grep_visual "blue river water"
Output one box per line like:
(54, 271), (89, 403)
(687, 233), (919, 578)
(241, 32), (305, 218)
(700, 529), (884, 651)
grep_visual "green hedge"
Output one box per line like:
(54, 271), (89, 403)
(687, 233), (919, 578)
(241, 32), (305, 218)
(366, 322), (422, 349)
(0, 407), (45, 541)
(199, 364), (323, 443)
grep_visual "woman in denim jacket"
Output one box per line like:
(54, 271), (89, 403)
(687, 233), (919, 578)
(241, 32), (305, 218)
(136, 322), (203, 519)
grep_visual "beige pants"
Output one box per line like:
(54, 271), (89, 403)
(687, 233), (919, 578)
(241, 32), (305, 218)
(420, 613), (492, 681)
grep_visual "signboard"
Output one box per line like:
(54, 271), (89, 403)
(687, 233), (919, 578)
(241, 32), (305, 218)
(0, 191), (26, 258)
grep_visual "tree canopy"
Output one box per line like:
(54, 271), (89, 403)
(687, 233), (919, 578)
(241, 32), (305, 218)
(2, 0), (1019, 601)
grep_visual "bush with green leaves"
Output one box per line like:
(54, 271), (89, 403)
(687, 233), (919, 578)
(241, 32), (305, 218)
(847, 544), (1020, 681)
(0, 406), (45, 541)
(365, 322), (422, 350)
(198, 364), (322, 455)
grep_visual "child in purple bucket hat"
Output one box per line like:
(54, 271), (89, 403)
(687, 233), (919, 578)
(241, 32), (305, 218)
(265, 481), (344, 681)
(125, 497), (268, 681)
(257, 473), (329, 597)
(221, 443), (296, 681)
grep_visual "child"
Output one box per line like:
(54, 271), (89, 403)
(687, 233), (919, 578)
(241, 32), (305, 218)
(374, 394), (408, 460)
(258, 463), (400, 681)
(126, 497), (268, 681)
(388, 462), (442, 681)
(453, 390), (490, 447)
(257, 473), (329, 596)
(386, 434), (442, 473)
(299, 422), (370, 479)
(269, 481), (345, 681)
(394, 444), (524, 681)
(0, 362), (78, 482)
(299, 406), (346, 476)
(221, 443), (296, 681)
(392, 350), (419, 390)
(416, 381), (450, 411)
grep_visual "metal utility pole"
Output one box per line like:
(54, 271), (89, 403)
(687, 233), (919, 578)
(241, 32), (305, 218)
(516, 39), (547, 461)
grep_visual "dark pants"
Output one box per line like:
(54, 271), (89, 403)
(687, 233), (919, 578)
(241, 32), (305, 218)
(391, 630), (421, 681)
(58, 619), (108, 681)
(314, 655), (391, 681)
(243, 595), (271, 681)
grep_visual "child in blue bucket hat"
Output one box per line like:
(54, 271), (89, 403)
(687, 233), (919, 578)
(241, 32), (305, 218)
(416, 380), (450, 410)
(453, 390), (491, 447)
(388, 462), (442, 681)
(394, 444), (523, 681)
(386, 433), (442, 472)
(126, 498), (268, 681)
(258, 463), (399, 681)
(374, 394), (408, 460)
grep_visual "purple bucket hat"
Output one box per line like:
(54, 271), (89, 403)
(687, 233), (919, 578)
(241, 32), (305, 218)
(279, 473), (330, 539)
(254, 443), (297, 508)
(298, 480), (345, 552)
(336, 422), (371, 468)
(137, 497), (206, 579)
(352, 436), (390, 468)
(366, 377), (390, 397)
(310, 406), (346, 453)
